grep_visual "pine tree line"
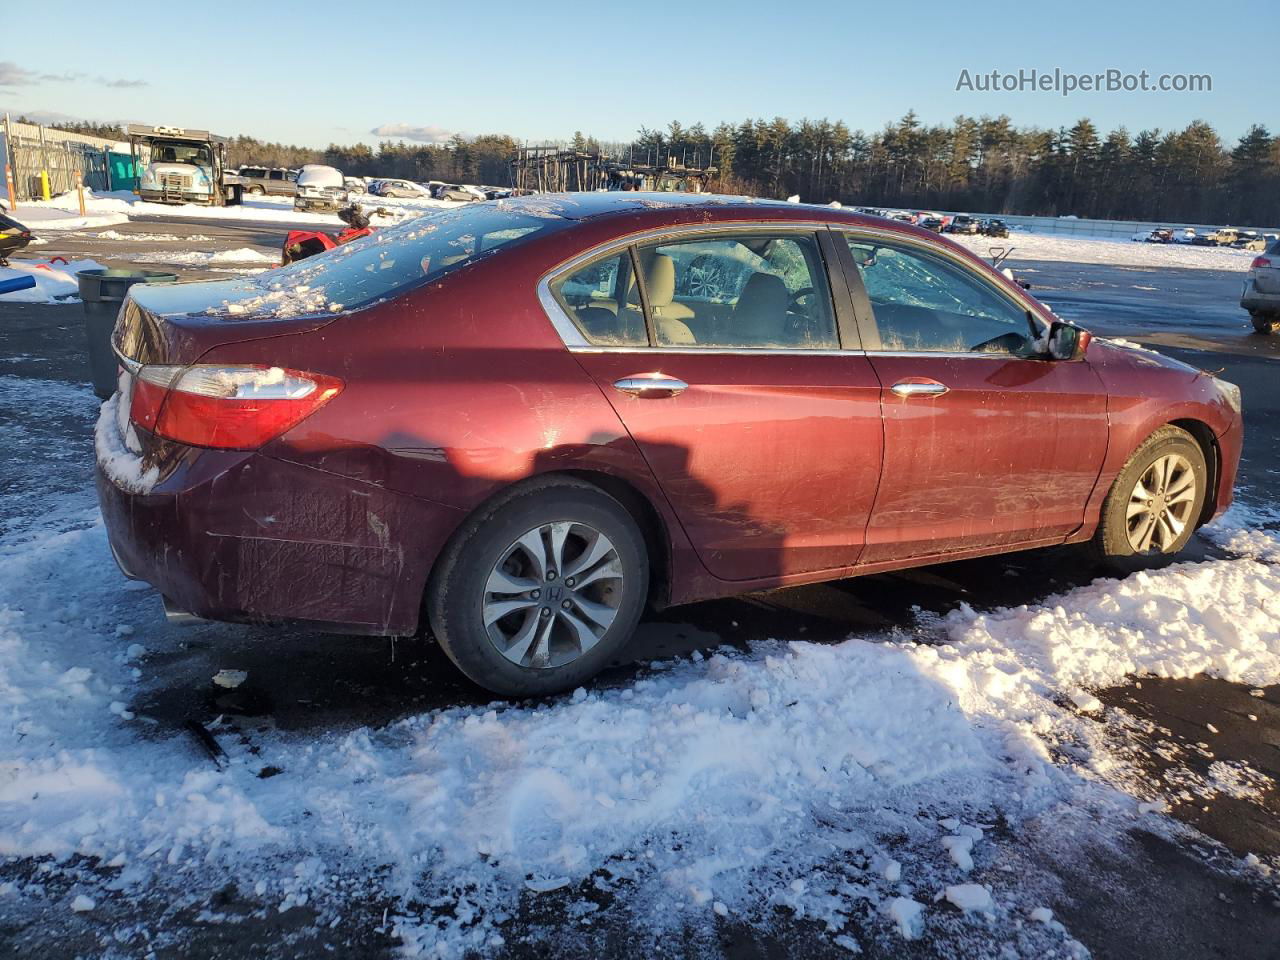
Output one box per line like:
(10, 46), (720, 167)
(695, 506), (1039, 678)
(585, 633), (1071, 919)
(637, 113), (1280, 226)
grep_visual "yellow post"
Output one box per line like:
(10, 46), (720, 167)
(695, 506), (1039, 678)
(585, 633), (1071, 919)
(3, 164), (14, 210)
(76, 170), (86, 216)
(39, 170), (51, 201)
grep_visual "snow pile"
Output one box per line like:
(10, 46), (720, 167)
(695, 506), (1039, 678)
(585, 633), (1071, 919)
(93, 374), (159, 494)
(1202, 502), (1280, 564)
(131, 247), (277, 267)
(86, 230), (216, 243)
(0, 257), (106, 303)
(18, 187), (462, 231)
(950, 232), (1259, 272)
(933, 557), (1280, 691)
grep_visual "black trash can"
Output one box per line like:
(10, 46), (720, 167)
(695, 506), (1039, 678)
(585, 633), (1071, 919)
(77, 269), (178, 400)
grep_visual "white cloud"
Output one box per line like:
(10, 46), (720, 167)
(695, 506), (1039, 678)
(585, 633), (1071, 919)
(370, 123), (457, 144)
(0, 62), (147, 89)
(0, 62), (37, 87)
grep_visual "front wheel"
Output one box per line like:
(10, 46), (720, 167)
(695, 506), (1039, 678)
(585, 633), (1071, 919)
(1250, 311), (1278, 335)
(427, 478), (648, 697)
(1091, 425), (1207, 572)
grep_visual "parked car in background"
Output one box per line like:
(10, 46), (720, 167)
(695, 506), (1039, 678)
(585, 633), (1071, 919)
(1232, 232), (1266, 252)
(918, 216), (945, 233)
(982, 219), (1010, 238)
(236, 167), (298, 197)
(946, 215), (982, 235)
(344, 177), (367, 194)
(1241, 235), (1280, 333)
(438, 183), (488, 202)
(1172, 228), (1196, 244)
(1195, 228), (1239, 247)
(96, 193), (1241, 697)
(373, 179), (432, 199)
(293, 164), (348, 212)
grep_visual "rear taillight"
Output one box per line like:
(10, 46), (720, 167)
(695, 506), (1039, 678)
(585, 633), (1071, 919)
(1251, 256), (1271, 269)
(129, 364), (343, 450)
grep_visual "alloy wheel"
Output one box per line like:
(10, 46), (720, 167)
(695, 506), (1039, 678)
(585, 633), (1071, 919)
(1125, 453), (1197, 553)
(482, 521), (624, 669)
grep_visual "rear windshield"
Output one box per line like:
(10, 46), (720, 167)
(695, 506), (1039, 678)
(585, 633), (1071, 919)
(252, 204), (561, 313)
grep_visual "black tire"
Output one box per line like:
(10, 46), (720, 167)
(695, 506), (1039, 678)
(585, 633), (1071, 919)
(427, 478), (648, 697)
(248, 185), (265, 195)
(1250, 311), (1277, 335)
(1091, 425), (1208, 573)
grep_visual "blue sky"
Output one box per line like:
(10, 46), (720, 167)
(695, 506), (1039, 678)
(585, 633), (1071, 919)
(6, 0), (1270, 148)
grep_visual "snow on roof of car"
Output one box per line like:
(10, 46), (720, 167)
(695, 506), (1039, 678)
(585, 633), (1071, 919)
(494, 191), (836, 222)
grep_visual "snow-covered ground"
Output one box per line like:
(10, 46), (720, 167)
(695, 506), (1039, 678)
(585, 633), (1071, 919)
(1, 371), (1277, 956)
(0, 258), (106, 303)
(949, 231), (1259, 272)
(11, 188), (464, 232)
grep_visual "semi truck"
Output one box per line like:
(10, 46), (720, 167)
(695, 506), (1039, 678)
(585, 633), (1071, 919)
(126, 124), (241, 206)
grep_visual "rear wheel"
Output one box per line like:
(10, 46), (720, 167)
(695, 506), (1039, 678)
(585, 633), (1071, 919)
(1250, 311), (1278, 335)
(248, 185), (265, 195)
(1092, 425), (1207, 572)
(427, 478), (648, 697)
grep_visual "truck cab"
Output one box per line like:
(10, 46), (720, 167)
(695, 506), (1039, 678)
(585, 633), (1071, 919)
(128, 125), (238, 206)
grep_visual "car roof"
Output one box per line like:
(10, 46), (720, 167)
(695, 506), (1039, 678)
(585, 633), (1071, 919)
(493, 191), (929, 234)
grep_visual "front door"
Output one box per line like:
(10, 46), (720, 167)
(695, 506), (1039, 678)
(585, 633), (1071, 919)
(837, 231), (1110, 563)
(550, 229), (883, 582)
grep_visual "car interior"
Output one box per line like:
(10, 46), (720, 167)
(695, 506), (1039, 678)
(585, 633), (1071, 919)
(846, 241), (1037, 355)
(555, 235), (839, 349)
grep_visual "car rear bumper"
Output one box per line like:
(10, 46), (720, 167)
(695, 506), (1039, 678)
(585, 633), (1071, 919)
(96, 447), (460, 636)
(1241, 278), (1280, 312)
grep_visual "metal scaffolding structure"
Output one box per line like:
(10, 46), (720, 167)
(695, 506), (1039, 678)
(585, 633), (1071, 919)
(510, 146), (718, 194)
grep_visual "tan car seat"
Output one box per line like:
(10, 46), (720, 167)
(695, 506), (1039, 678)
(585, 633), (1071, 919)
(641, 254), (696, 345)
(730, 273), (789, 345)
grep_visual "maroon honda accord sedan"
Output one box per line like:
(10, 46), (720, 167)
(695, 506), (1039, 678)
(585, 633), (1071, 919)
(96, 192), (1243, 695)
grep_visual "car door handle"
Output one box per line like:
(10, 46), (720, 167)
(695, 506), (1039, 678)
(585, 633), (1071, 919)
(890, 378), (949, 398)
(613, 375), (689, 398)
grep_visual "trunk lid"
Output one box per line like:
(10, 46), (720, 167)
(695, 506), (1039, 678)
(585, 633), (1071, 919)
(112, 276), (341, 367)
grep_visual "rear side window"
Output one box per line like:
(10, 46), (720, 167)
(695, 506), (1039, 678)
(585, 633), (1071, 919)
(249, 205), (560, 313)
(845, 235), (1034, 355)
(637, 233), (838, 349)
(551, 252), (646, 346)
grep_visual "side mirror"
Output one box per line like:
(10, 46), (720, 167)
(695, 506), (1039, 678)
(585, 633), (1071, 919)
(1048, 320), (1091, 360)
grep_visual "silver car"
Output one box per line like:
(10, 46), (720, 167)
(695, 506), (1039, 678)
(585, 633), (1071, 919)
(1242, 235), (1280, 334)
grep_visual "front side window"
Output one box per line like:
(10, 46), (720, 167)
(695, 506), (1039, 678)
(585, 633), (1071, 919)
(551, 252), (646, 346)
(845, 236), (1035, 354)
(637, 233), (838, 349)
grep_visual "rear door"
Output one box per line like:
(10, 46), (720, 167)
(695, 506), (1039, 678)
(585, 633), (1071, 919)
(836, 230), (1109, 563)
(551, 226), (884, 582)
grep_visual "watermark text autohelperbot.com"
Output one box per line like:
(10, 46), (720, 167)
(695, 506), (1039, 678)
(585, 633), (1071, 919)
(956, 68), (1212, 96)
